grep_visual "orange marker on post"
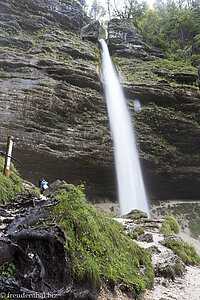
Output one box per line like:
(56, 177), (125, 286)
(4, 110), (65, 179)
(4, 136), (14, 178)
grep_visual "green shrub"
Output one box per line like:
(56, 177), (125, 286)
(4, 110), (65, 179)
(51, 184), (154, 294)
(164, 240), (200, 265)
(191, 54), (200, 67)
(162, 216), (180, 235)
(131, 232), (138, 240)
(137, 226), (145, 235)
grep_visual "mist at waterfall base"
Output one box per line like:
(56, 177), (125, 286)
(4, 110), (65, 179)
(99, 39), (149, 216)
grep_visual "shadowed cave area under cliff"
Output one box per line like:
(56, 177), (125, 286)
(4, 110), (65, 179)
(13, 148), (118, 203)
(8, 148), (200, 204)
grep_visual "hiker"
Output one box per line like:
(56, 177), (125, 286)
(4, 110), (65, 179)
(39, 178), (48, 194)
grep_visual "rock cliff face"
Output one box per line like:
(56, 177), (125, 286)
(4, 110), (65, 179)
(0, 2), (199, 202)
(108, 19), (200, 200)
(0, 0), (114, 201)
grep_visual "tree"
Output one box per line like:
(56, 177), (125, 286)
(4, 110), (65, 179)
(111, 0), (148, 20)
(89, 0), (106, 20)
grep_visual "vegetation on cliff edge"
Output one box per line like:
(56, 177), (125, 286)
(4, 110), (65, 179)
(162, 215), (180, 235)
(51, 184), (154, 295)
(0, 157), (40, 204)
(0, 156), (24, 204)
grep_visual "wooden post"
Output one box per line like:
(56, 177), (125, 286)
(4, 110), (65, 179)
(4, 136), (14, 178)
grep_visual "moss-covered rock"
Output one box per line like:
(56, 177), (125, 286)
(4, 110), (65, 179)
(0, 157), (24, 204)
(164, 239), (200, 265)
(51, 184), (154, 295)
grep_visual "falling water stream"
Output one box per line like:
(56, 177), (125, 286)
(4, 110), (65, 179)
(99, 39), (149, 216)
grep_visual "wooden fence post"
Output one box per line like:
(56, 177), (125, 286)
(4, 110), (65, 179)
(4, 136), (14, 178)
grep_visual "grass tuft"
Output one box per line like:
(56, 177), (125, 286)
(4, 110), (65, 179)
(164, 240), (200, 265)
(162, 215), (180, 235)
(0, 157), (24, 204)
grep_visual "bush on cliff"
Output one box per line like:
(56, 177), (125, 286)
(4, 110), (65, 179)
(162, 215), (180, 235)
(51, 184), (154, 295)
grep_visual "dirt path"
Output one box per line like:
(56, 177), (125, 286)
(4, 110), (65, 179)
(143, 265), (200, 300)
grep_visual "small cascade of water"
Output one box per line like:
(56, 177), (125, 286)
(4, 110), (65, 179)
(99, 39), (149, 216)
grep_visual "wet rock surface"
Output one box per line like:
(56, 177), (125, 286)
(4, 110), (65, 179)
(82, 20), (100, 43)
(108, 19), (163, 60)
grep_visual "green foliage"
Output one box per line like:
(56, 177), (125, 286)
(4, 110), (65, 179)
(51, 184), (154, 293)
(128, 226), (145, 240)
(124, 0), (200, 64)
(31, 188), (41, 198)
(162, 216), (180, 235)
(157, 203), (200, 240)
(22, 180), (41, 198)
(164, 240), (200, 265)
(0, 263), (15, 279)
(0, 157), (24, 204)
(175, 261), (185, 275)
(131, 232), (138, 240)
(191, 54), (200, 67)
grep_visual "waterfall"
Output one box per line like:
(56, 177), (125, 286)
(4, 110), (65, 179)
(99, 39), (149, 216)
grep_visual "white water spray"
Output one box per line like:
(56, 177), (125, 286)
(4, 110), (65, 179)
(99, 39), (149, 216)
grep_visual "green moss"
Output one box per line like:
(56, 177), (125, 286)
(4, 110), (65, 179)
(22, 180), (41, 198)
(162, 216), (180, 235)
(115, 57), (198, 86)
(51, 184), (154, 294)
(0, 157), (24, 204)
(164, 240), (200, 265)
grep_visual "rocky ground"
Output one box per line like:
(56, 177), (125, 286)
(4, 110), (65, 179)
(95, 201), (200, 300)
(115, 215), (200, 300)
(143, 266), (200, 300)
(1, 181), (200, 300)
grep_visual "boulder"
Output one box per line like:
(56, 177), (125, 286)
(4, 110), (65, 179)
(123, 209), (148, 220)
(82, 20), (100, 43)
(107, 19), (163, 59)
(138, 233), (154, 243)
(43, 179), (68, 197)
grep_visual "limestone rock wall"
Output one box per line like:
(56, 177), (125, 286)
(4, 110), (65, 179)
(0, 0), (115, 200)
(107, 19), (200, 200)
(0, 3), (199, 202)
